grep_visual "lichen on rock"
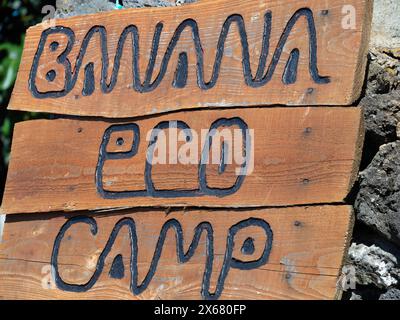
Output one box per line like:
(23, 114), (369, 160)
(348, 243), (400, 289)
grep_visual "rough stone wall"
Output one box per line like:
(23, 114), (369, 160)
(345, 0), (400, 299)
(49, 0), (400, 300)
(347, 46), (400, 300)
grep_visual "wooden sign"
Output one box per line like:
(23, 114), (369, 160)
(0, 206), (353, 300)
(9, 0), (372, 117)
(0, 107), (363, 215)
(0, 0), (371, 301)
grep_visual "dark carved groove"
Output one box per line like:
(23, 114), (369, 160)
(51, 215), (273, 300)
(109, 254), (125, 279)
(82, 62), (95, 96)
(283, 48), (299, 84)
(95, 117), (251, 199)
(218, 141), (228, 175)
(29, 8), (329, 99)
(172, 52), (188, 88)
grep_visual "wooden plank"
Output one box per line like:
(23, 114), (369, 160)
(0, 107), (363, 215)
(9, 0), (372, 117)
(0, 205), (354, 300)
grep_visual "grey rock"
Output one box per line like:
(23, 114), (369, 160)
(359, 50), (400, 157)
(371, 0), (400, 48)
(348, 243), (399, 288)
(122, 0), (175, 8)
(379, 288), (400, 300)
(351, 223), (400, 266)
(176, 0), (197, 5)
(122, 0), (197, 8)
(355, 142), (400, 244)
(55, 0), (116, 18)
(366, 49), (400, 95)
(360, 90), (400, 146)
(360, 90), (400, 144)
(397, 122), (400, 139)
(350, 292), (363, 300)
(55, 0), (184, 18)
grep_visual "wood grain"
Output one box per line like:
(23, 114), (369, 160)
(0, 205), (354, 300)
(1, 107), (363, 215)
(9, 0), (372, 117)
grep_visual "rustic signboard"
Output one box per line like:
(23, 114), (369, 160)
(9, 0), (372, 117)
(0, 206), (353, 300)
(0, 0), (371, 301)
(1, 107), (363, 214)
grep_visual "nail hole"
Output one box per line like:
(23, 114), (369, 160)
(304, 127), (312, 135)
(302, 178), (310, 185)
(307, 88), (314, 94)
(294, 221), (302, 227)
(321, 9), (329, 16)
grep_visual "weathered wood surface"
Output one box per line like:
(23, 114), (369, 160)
(1, 107), (363, 215)
(0, 205), (354, 300)
(9, 0), (372, 117)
